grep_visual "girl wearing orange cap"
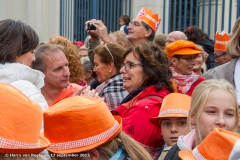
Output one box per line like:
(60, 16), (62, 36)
(164, 79), (239, 160)
(150, 93), (191, 160)
(44, 96), (152, 160)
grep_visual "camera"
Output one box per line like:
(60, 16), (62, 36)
(87, 22), (96, 30)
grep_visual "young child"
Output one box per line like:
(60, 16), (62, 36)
(150, 93), (191, 160)
(164, 79), (239, 160)
(119, 15), (130, 34)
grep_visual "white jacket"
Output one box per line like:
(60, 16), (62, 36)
(0, 63), (49, 131)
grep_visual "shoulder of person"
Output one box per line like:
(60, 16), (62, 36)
(164, 144), (181, 160)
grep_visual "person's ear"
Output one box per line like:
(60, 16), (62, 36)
(170, 57), (178, 67)
(109, 61), (115, 72)
(144, 29), (152, 38)
(87, 149), (100, 160)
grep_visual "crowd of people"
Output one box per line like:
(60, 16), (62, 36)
(0, 6), (240, 160)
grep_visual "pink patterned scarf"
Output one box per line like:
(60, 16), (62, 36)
(170, 67), (194, 94)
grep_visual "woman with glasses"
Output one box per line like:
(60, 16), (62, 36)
(165, 40), (205, 96)
(93, 43), (128, 111)
(113, 42), (174, 154)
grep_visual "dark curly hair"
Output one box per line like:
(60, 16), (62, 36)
(183, 25), (211, 44)
(122, 42), (174, 93)
(0, 19), (39, 63)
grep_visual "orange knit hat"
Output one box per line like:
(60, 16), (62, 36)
(0, 83), (50, 154)
(214, 31), (230, 51)
(135, 7), (161, 32)
(44, 96), (122, 154)
(164, 40), (202, 58)
(179, 128), (240, 160)
(150, 93), (191, 126)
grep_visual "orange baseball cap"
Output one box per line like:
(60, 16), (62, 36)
(150, 93), (191, 126)
(0, 83), (50, 154)
(44, 96), (122, 154)
(135, 7), (161, 32)
(179, 128), (240, 160)
(214, 31), (230, 51)
(164, 40), (202, 58)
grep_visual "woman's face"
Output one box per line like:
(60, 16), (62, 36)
(193, 54), (204, 73)
(15, 49), (36, 67)
(93, 54), (113, 83)
(120, 52), (144, 93)
(171, 55), (196, 75)
(194, 89), (237, 145)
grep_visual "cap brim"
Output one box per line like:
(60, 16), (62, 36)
(150, 114), (188, 127)
(178, 150), (196, 160)
(174, 49), (202, 56)
(47, 116), (122, 154)
(0, 134), (50, 154)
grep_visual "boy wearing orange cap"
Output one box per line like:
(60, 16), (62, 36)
(214, 31), (231, 65)
(150, 93), (191, 160)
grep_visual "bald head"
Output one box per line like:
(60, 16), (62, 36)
(165, 31), (187, 45)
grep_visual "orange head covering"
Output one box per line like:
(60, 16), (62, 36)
(150, 93), (191, 126)
(0, 83), (50, 154)
(179, 128), (240, 160)
(44, 96), (122, 154)
(135, 7), (161, 32)
(164, 40), (202, 58)
(214, 30), (230, 51)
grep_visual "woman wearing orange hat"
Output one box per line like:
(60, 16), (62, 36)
(113, 42), (174, 154)
(43, 96), (152, 160)
(0, 83), (50, 159)
(165, 40), (205, 96)
(164, 79), (239, 160)
(150, 93), (191, 160)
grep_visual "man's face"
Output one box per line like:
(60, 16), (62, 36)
(214, 50), (231, 65)
(44, 50), (70, 90)
(127, 19), (149, 45)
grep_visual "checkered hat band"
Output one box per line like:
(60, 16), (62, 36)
(193, 147), (206, 160)
(49, 121), (119, 151)
(0, 137), (40, 149)
(159, 109), (189, 116)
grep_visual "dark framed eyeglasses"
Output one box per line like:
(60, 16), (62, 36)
(121, 61), (143, 70)
(214, 52), (226, 59)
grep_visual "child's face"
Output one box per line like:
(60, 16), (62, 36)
(119, 19), (124, 26)
(195, 89), (237, 145)
(161, 117), (189, 146)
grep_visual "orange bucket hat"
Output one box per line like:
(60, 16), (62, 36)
(150, 93), (191, 126)
(0, 83), (50, 154)
(178, 128), (240, 160)
(44, 96), (122, 154)
(135, 7), (161, 32)
(164, 40), (202, 58)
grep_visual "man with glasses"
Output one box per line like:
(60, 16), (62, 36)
(165, 40), (205, 96)
(213, 31), (231, 65)
(127, 7), (161, 46)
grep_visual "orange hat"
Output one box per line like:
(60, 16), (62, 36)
(0, 83), (50, 154)
(135, 7), (161, 32)
(178, 128), (240, 160)
(150, 93), (191, 126)
(44, 96), (122, 154)
(164, 40), (202, 58)
(214, 30), (230, 51)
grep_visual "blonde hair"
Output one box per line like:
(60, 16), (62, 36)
(109, 31), (131, 49)
(0, 155), (46, 160)
(188, 79), (239, 142)
(78, 46), (88, 52)
(226, 17), (240, 58)
(95, 132), (152, 160)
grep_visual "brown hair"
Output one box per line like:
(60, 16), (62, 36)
(0, 19), (39, 63)
(123, 42), (174, 92)
(93, 43), (125, 73)
(49, 38), (84, 84)
(109, 31), (131, 49)
(119, 15), (130, 24)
